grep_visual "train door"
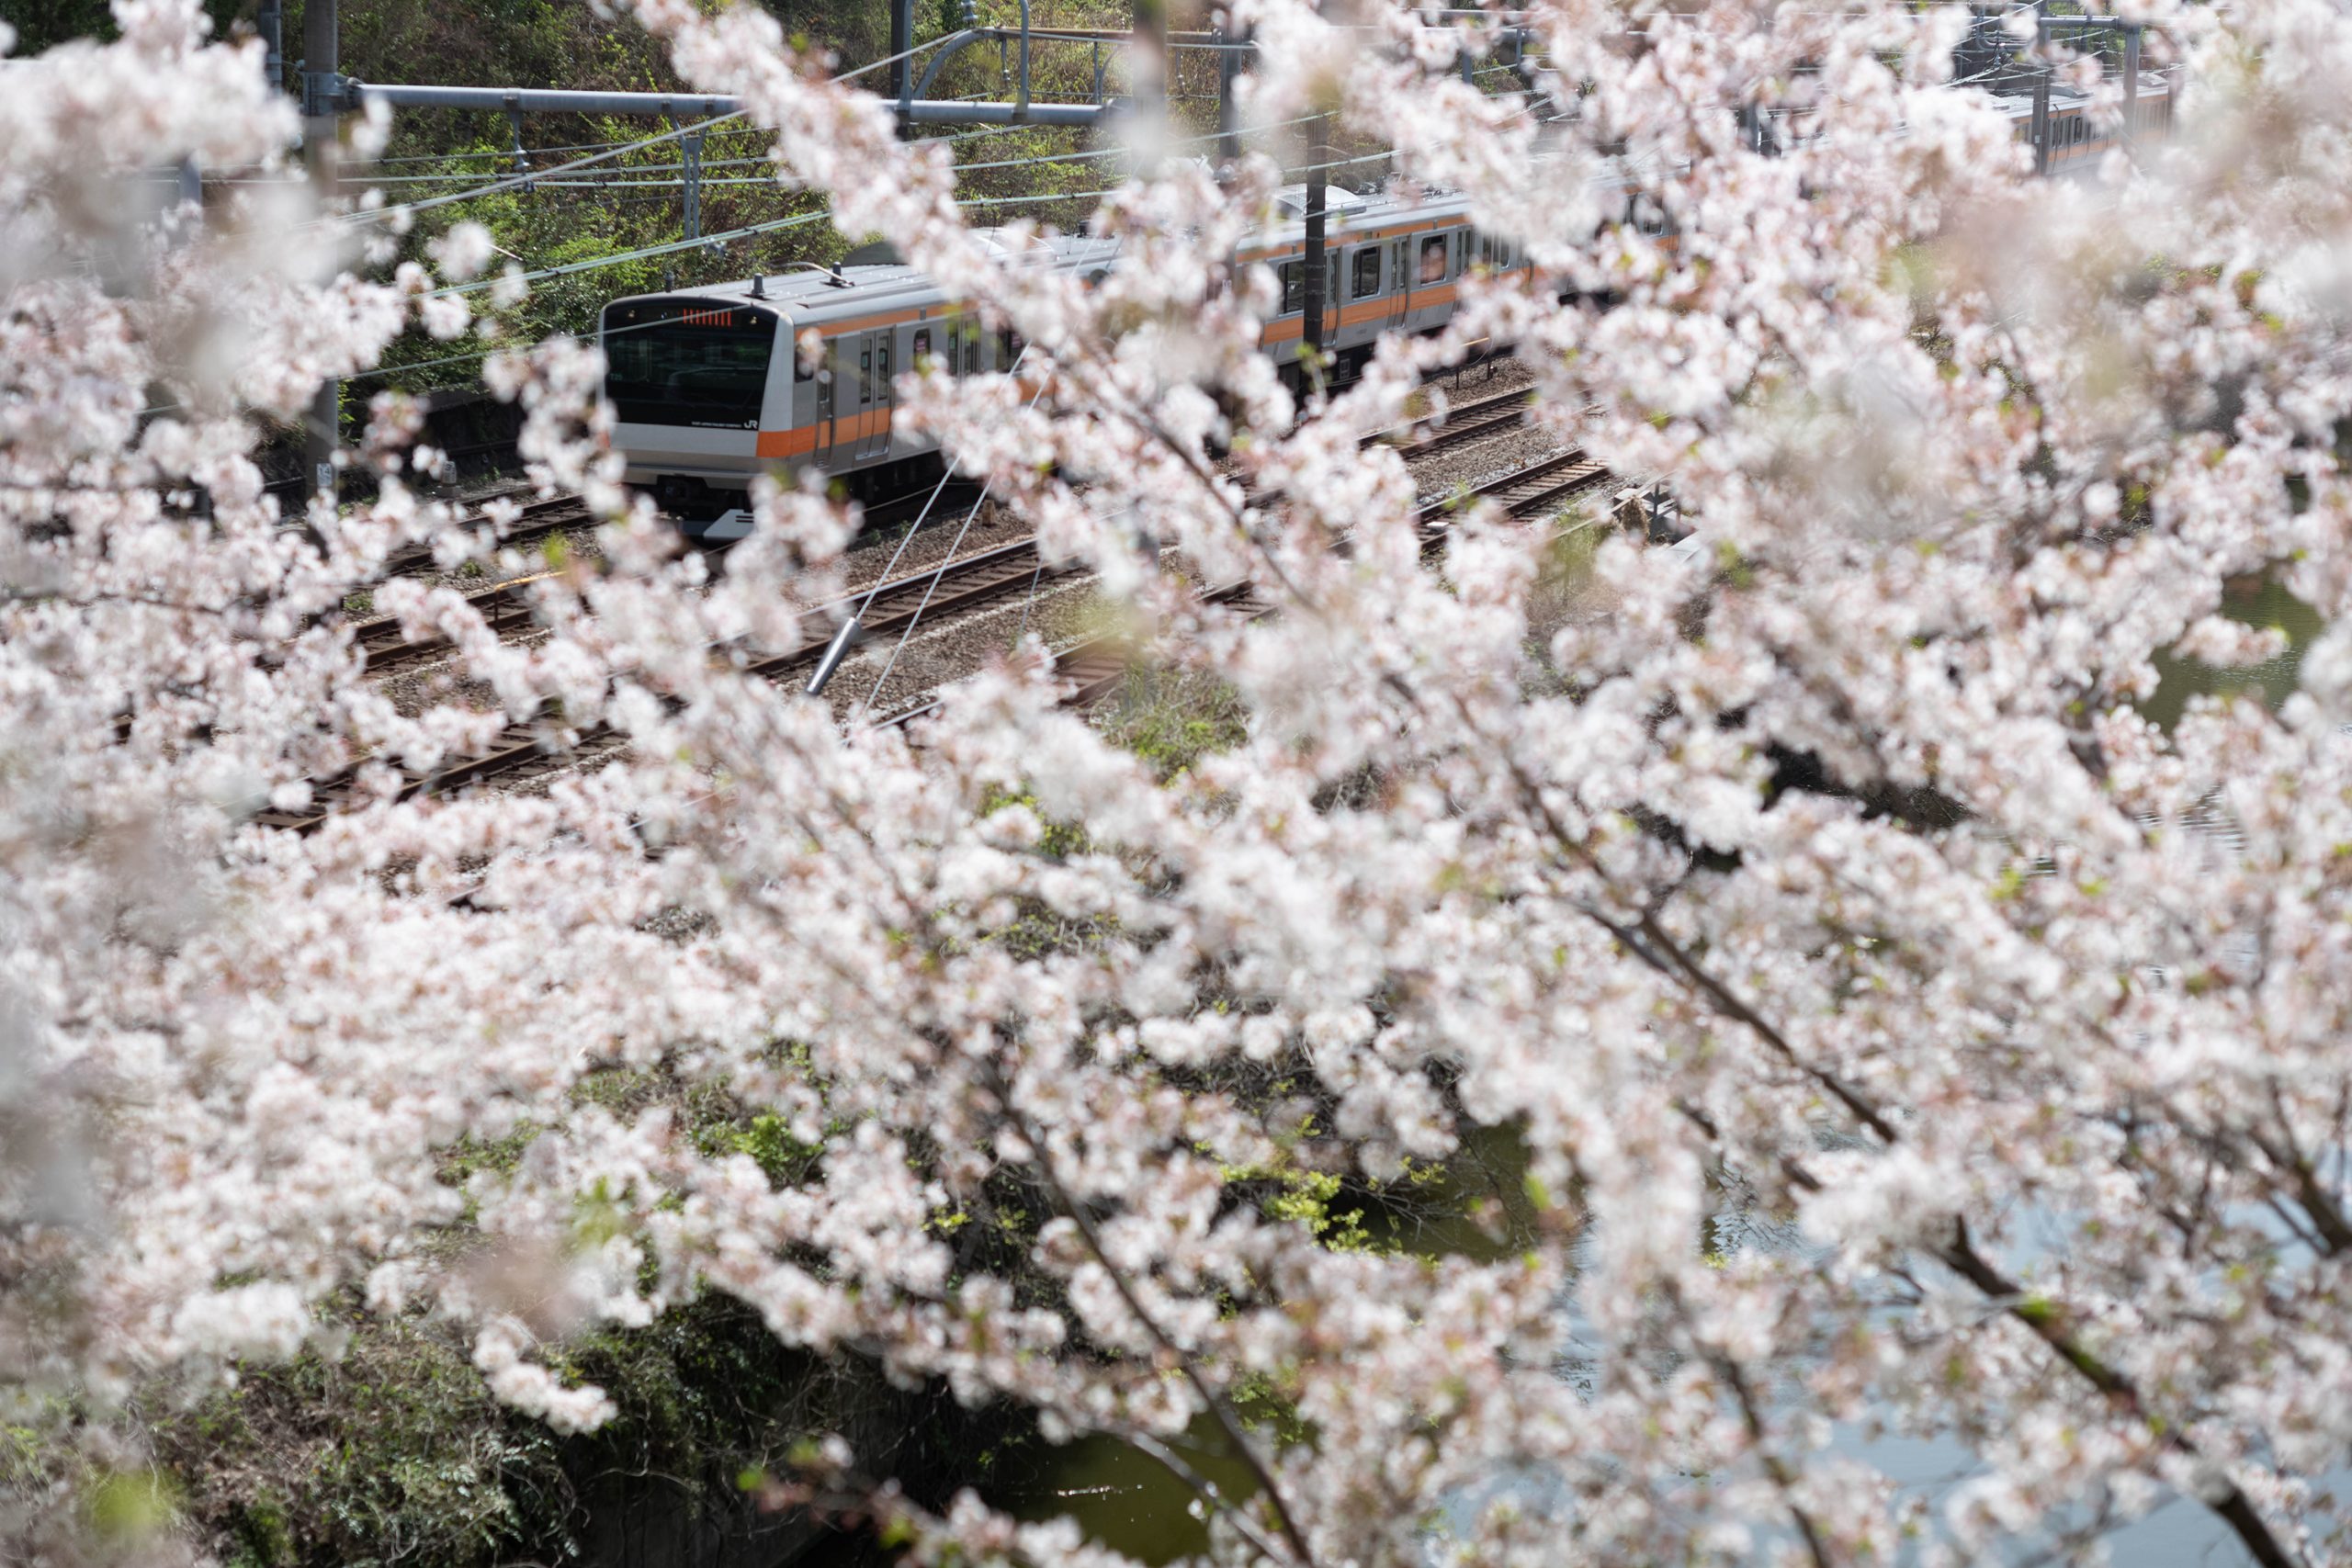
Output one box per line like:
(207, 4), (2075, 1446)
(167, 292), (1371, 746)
(853, 331), (895, 462)
(814, 339), (841, 469)
(1386, 239), (1410, 333)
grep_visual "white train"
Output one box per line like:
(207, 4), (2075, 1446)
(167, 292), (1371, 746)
(601, 78), (2169, 538)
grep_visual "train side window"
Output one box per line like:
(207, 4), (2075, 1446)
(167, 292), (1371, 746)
(1279, 261), (1304, 314)
(999, 328), (1023, 367)
(795, 337), (815, 382)
(1418, 233), (1447, 286)
(912, 327), (932, 366)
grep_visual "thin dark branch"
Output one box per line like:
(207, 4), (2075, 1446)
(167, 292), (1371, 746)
(989, 1067), (1321, 1568)
(1707, 1346), (1837, 1568)
(1937, 1217), (2301, 1568)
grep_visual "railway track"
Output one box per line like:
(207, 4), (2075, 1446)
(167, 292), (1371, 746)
(261, 486), (1026, 829)
(378, 488), (575, 580)
(880, 446), (1611, 728)
(1418, 446), (1610, 534)
(1369, 386), (1533, 457)
(340, 386), (1526, 676)
(345, 491), (599, 675)
(347, 479), (983, 675)
(261, 440), (1592, 831)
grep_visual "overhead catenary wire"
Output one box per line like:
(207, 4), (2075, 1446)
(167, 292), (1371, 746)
(809, 241), (1120, 705)
(846, 336), (1065, 715)
(315, 107), (1345, 187)
(329, 105), (1342, 196)
(332, 111), (1111, 188)
(423, 183), (1128, 302)
(178, 118), (1334, 408)
(323, 31), (969, 232)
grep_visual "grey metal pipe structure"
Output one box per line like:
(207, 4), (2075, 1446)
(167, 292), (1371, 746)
(302, 0), (339, 499)
(1020, 0), (1033, 118)
(914, 28), (986, 100)
(343, 81), (1109, 125)
(910, 19), (1241, 104)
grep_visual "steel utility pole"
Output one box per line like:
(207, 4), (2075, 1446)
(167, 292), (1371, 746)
(1215, 19), (1246, 169)
(1301, 112), (1328, 375)
(2122, 22), (2142, 145)
(890, 0), (913, 135)
(1133, 0), (1168, 170)
(302, 0), (340, 500)
(258, 0), (283, 90)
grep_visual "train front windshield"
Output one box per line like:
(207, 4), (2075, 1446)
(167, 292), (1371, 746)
(602, 299), (778, 429)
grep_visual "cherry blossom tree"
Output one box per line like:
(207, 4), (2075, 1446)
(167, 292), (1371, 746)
(8, 0), (2352, 1563)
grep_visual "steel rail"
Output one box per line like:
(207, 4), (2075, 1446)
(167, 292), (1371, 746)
(260, 402), (1569, 829)
(351, 386), (1535, 676)
(258, 525), (1056, 829)
(344, 481), (982, 674)
(881, 445), (1611, 728)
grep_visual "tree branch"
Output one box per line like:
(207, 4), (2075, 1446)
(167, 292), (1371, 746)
(1935, 1216), (2301, 1568)
(987, 1067), (1321, 1568)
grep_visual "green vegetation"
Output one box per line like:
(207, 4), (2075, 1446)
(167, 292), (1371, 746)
(1092, 666), (1250, 780)
(161, 1316), (571, 1568)
(146, 1061), (1008, 1568)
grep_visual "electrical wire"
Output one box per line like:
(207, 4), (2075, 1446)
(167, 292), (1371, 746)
(853, 335), (1064, 718)
(409, 178), (1114, 310)
(374, 135), (652, 164)
(331, 105), (1339, 195)
(328, 112), (747, 230)
(327, 32), (968, 232)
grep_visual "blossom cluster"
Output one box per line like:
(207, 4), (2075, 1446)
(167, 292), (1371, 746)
(8, 0), (2352, 1564)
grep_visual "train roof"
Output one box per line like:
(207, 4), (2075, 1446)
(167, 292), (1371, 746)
(611, 229), (1121, 325)
(1986, 73), (2172, 122)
